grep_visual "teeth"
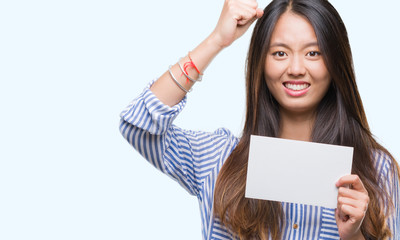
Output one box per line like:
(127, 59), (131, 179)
(285, 83), (310, 91)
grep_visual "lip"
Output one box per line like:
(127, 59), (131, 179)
(283, 81), (310, 97)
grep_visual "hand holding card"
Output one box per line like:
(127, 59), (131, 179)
(245, 135), (354, 208)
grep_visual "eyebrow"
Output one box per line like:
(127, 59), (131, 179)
(269, 42), (319, 49)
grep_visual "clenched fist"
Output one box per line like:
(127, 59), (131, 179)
(210, 0), (264, 48)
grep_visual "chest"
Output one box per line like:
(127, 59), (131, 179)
(205, 201), (340, 240)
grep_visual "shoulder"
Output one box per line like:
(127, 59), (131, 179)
(373, 150), (392, 168)
(167, 126), (240, 158)
(372, 150), (399, 186)
(214, 127), (240, 150)
(175, 127), (239, 143)
(373, 150), (394, 172)
(214, 127), (239, 142)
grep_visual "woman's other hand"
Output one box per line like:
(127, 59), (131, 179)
(209, 0), (264, 49)
(335, 175), (369, 240)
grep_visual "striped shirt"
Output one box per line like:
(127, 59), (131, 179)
(119, 81), (400, 240)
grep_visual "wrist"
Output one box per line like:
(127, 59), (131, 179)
(206, 32), (227, 52)
(343, 230), (365, 240)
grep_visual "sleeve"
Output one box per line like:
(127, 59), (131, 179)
(119, 80), (237, 197)
(375, 151), (400, 239)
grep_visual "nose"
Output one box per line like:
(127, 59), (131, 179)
(287, 55), (306, 76)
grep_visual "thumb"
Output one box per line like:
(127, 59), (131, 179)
(237, 8), (263, 27)
(256, 8), (264, 18)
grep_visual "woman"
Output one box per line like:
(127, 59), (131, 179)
(120, 0), (399, 239)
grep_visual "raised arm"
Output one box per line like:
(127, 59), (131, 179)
(120, 0), (263, 198)
(150, 0), (264, 106)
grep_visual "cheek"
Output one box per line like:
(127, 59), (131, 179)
(265, 57), (286, 82)
(308, 61), (330, 81)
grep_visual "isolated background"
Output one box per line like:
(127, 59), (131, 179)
(1, 0), (399, 239)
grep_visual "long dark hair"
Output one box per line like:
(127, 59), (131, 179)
(213, 0), (399, 239)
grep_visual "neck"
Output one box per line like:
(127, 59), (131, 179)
(279, 109), (315, 142)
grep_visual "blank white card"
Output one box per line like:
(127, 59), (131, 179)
(245, 135), (353, 208)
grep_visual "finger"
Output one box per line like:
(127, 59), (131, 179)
(338, 187), (370, 203)
(234, 4), (258, 25)
(336, 175), (367, 193)
(237, 14), (257, 26)
(226, 0), (260, 25)
(338, 204), (366, 223)
(237, 0), (259, 9)
(226, 0), (257, 18)
(337, 196), (368, 211)
(335, 208), (349, 222)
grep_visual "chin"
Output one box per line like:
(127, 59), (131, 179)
(280, 104), (318, 116)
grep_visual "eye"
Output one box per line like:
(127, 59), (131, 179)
(307, 51), (321, 57)
(272, 51), (287, 57)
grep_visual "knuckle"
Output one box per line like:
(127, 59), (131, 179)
(363, 202), (368, 212)
(340, 204), (346, 211)
(363, 198), (369, 211)
(227, 0), (236, 8)
(249, 1), (258, 8)
(357, 209), (366, 218)
(362, 195), (370, 204)
(354, 175), (361, 182)
(354, 212), (362, 220)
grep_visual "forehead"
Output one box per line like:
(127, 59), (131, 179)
(269, 11), (318, 47)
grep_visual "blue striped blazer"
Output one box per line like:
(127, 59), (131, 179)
(119, 81), (399, 240)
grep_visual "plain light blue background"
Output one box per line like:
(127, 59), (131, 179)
(0, 0), (399, 239)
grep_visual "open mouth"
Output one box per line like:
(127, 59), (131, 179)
(284, 82), (310, 91)
(283, 81), (311, 97)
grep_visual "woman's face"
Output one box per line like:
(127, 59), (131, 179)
(264, 11), (331, 117)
